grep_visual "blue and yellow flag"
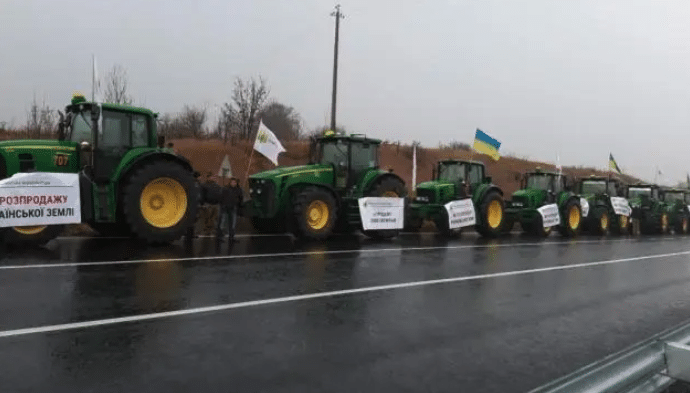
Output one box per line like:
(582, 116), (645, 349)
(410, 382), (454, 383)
(473, 129), (501, 161)
(608, 153), (622, 174)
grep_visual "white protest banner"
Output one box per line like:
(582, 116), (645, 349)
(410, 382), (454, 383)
(610, 197), (631, 217)
(538, 203), (560, 228)
(358, 197), (405, 230)
(580, 198), (589, 218)
(445, 198), (476, 229)
(0, 172), (81, 227)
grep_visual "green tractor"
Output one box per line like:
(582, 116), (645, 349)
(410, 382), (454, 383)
(659, 187), (690, 235)
(406, 160), (505, 237)
(0, 93), (199, 245)
(504, 168), (582, 237)
(246, 132), (407, 240)
(575, 175), (629, 235)
(626, 183), (669, 235)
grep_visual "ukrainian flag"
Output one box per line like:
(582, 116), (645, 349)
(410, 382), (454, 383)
(473, 129), (501, 161)
(609, 153), (622, 174)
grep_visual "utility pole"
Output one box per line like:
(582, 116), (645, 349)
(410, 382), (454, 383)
(330, 4), (344, 132)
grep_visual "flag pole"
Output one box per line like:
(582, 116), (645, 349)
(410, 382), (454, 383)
(91, 54), (95, 102)
(243, 122), (259, 186)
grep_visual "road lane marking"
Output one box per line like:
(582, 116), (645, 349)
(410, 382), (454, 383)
(0, 237), (662, 270)
(1, 249), (689, 338)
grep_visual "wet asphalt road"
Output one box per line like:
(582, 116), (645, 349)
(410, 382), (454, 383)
(2, 232), (690, 392)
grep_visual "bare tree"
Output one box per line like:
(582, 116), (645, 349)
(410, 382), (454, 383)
(179, 105), (207, 138)
(258, 101), (302, 141)
(219, 76), (270, 142)
(104, 64), (133, 105)
(26, 95), (57, 138)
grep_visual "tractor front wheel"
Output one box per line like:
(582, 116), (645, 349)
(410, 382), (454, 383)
(292, 187), (337, 240)
(363, 177), (406, 240)
(676, 215), (689, 235)
(558, 200), (582, 238)
(592, 207), (609, 236)
(4, 225), (64, 246)
(476, 191), (504, 238)
(122, 161), (199, 244)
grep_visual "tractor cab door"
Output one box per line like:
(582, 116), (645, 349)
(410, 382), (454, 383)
(319, 139), (350, 189)
(467, 164), (483, 193)
(349, 142), (377, 189)
(93, 110), (149, 183)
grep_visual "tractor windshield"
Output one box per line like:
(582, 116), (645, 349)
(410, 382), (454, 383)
(628, 187), (651, 199)
(318, 139), (348, 168)
(664, 192), (684, 202)
(69, 111), (93, 144)
(438, 163), (465, 183)
(581, 180), (607, 195)
(526, 174), (552, 190)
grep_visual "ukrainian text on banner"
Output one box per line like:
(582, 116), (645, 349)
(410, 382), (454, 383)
(610, 197), (631, 217)
(445, 198), (476, 229)
(358, 197), (405, 230)
(538, 203), (560, 227)
(0, 172), (81, 227)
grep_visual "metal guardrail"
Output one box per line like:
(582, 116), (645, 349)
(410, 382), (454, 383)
(528, 319), (690, 393)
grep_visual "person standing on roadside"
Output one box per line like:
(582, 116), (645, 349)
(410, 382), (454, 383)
(216, 177), (244, 242)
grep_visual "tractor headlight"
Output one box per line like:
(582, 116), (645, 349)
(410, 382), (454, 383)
(257, 188), (262, 194)
(415, 196), (429, 203)
(511, 201), (523, 207)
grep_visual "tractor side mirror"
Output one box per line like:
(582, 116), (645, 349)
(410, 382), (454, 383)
(157, 135), (165, 148)
(90, 105), (100, 122)
(484, 176), (492, 183)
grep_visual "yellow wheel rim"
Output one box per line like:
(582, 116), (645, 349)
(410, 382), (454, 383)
(662, 214), (668, 231)
(568, 205), (580, 229)
(683, 218), (688, 233)
(382, 190), (399, 197)
(600, 213), (608, 230)
(140, 177), (188, 229)
(306, 200), (329, 230)
(487, 200), (502, 229)
(13, 225), (47, 235)
(620, 215), (628, 229)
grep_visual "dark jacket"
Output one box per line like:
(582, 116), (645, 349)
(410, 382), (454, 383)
(202, 181), (222, 205)
(220, 185), (244, 210)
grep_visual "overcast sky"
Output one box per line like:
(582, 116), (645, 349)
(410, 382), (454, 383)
(2, 0), (690, 184)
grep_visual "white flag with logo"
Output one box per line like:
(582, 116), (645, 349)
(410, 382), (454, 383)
(253, 120), (286, 166)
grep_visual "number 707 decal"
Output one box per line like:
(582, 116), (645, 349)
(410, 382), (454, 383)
(54, 154), (70, 166)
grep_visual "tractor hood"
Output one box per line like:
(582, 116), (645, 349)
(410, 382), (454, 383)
(510, 188), (546, 208)
(415, 180), (454, 192)
(248, 164), (334, 181)
(0, 139), (80, 178)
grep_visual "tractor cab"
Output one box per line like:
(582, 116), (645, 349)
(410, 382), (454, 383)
(626, 184), (658, 201)
(433, 160), (486, 198)
(62, 93), (162, 184)
(313, 132), (380, 190)
(577, 176), (623, 197)
(660, 187), (685, 203)
(524, 170), (567, 193)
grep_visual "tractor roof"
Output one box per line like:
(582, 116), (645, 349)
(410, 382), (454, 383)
(438, 159), (485, 166)
(578, 175), (624, 183)
(628, 182), (657, 189)
(660, 186), (686, 193)
(66, 94), (157, 117)
(318, 133), (382, 144)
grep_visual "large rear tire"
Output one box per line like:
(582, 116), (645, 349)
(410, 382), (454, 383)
(5, 225), (64, 246)
(292, 187), (337, 240)
(675, 215), (689, 235)
(362, 177), (406, 240)
(476, 191), (504, 238)
(122, 161), (199, 244)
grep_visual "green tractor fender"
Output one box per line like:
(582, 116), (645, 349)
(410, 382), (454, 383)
(286, 182), (341, 210)
(113, 149), (194, 183)
(557, 193), (582, 216)
(472, 183), (503, 205)
(112, 150), (195, 204)
(361, 171), (407, 197)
